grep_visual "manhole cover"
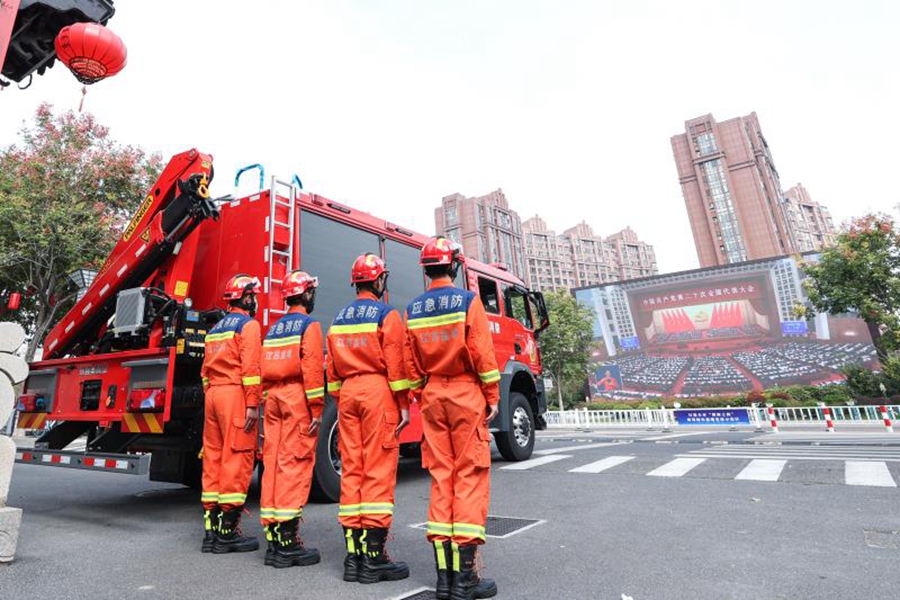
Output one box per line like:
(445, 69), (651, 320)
(864, 529), (900, 549)
(410, 516), (544, 539)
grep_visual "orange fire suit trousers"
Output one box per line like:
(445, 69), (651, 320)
(201, 384), (258, 509)
(421, 375), (492, 546)
(338, 373), (401, 529)
(260, 380), (318, 525)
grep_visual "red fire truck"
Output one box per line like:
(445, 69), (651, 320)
(14, 150), (550, 501)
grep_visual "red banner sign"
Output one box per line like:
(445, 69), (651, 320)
(637, 281), (763, 310)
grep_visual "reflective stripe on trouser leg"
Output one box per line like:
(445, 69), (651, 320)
(265, 380), (318, 523)
(260, 391), (281, 525)
(340, 374), (401, 530)
(201, 389), (223, 510)
(422, 379), (491, 545)
(206, 385), (257, 510)
(338, 389), (363, 529)
(448, 381), (491, 545)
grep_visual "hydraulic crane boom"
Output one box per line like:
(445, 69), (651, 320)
(42, 149), (216, 360)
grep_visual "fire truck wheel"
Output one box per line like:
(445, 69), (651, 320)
(309, 398), (341, 503)
(496, 392), (535, 462)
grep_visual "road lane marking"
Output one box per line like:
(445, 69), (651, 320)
(569, 455), (635, 474)
(501, 454), (572, 470)
(735, 459), (786, 482)
(642, 432), (715, 441)
(845, 461), (897, 487)
(647, 457), (706, 477)
(533, 441), (629, 456)
(681, 453), (900, 462)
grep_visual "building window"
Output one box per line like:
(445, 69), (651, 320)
(444, 205), (458, 226)
(697, 132), (717, 155)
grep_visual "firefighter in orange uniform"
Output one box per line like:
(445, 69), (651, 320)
(404, 238), (500, 600)
(200, 274), (263, 554)
(259, 270), (325, 568)
(327, 254), (411, 585)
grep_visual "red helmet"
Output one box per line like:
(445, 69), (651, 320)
(282, 270), (318, 299)
(351, 253), (388, 284)
(420, 236), (463, 266)
(223, 274), (261, 301)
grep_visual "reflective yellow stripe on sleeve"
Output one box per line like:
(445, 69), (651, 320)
(201, 377), (209, 386)
(327, 381), (342, 392)
(242, 375), (261, 386)
(306, 387), (325, 399)
(408, 378), (425, 390)
(479, 369), (501, 384)
(406, 312), (467, 330)
(389, 379), (410, 392)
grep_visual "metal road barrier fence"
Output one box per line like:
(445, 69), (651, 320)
(544, 405), (900, 430)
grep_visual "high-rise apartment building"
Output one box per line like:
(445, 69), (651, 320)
(783, 183), (836, 253)
(434, 189), (525, 280)
(521, 217), (657, 292)
(671, 112), (794, 267)
(606, 227), (658, 281)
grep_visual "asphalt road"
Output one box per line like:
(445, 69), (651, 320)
(4, 427), (900, 599)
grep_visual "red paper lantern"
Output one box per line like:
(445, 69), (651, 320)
(54, 22), (127, 85)
(7, 292), (21, 310)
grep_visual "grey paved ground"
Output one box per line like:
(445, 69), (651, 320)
(3, 428), (900, 599)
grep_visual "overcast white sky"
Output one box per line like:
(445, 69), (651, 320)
(2, 0), (897, 274)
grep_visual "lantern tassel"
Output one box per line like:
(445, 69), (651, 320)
(78, 85), (87, 112)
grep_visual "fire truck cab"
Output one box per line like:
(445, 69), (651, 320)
(15, 152), (550, 502)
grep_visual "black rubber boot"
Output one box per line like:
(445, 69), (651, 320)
(343, 527), (362, 582)
(212, 507), (259, 554)
(201, 507), (220, 553)
(272, 518), (320, 568)
(450, 544), (497, 600)
(358, 528), (409, 584)
(434, 540), (453, 600)
(264, 524), (276, 566)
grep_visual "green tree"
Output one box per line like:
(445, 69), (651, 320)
(801, 214), (900, 361)
(539, 290), (595, 409)
(0, 103), (162, 361)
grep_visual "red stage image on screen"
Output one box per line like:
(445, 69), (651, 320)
(631, 277), (775, 350)
(574, 258), (879, 399)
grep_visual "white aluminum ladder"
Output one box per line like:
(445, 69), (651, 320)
(264, 176), (298, 326)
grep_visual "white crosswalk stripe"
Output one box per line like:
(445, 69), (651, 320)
(569, 455), (635, 474)
(647, 457), (706, 477)
(500, 454), (572, 471)
(845, 461), (897, 487)
(734, 459), (786, 482)
(513, 443), (900, 488)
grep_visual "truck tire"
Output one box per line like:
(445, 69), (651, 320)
(496, 392), (535, 462)
(309, 399), (341, 503)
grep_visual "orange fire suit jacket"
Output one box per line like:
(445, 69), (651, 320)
(201, 308), (262, 407)
(326, 291), (410, 409)
(404, 278), (500, 403)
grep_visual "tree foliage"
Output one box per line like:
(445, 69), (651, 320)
(539, 290), (595, 408)
(801, 214), (900, 360)
(0, 103), (162, 360)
